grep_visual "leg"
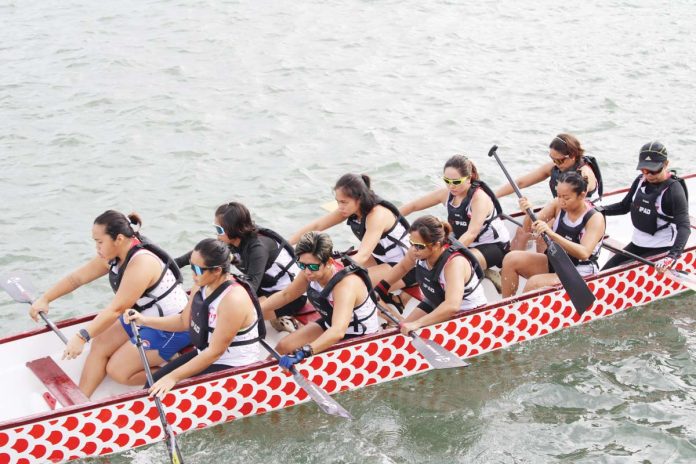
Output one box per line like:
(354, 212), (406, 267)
(501, 251), (549, 298)
(469, 248), (488, 270)
(274, 322), (325, 355)
(79, 320), (129, 397)
(106, 340), (166, 386)
(523, 273), (561, 293)
(510, 227), (531, 251)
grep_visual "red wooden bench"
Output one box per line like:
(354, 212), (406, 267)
(26, 356), (89, 409)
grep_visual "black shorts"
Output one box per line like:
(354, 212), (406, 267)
(473, 241), (509, 269)
(257, 290), (307, 318)
(416, 299), (436, 314)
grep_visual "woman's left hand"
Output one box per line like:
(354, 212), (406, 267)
(149, 374), (177, 398)
(399, 321), (420, 336)
(531, 220), (551, 237)
(62, 334), (86, 360)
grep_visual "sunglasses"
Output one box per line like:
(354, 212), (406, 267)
(297, 261), (322, 272)
(442, 176), (470, 186)
(191, 263), (222, 276)
(549, 155), (569, 166)
(213, 224), (225, 235)
(640, 167), (663, 175)
(408, 238), (430, 251)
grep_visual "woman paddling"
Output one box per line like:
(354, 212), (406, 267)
(289, 173), (417, 297)
(261, 231), (380, 370)
(375, 215), (487, 336)
(501, 172), (605, 297)
(29, 211), (190, 397)
(176, 202), (306, 333)
(126, 238), (263, 397)
(495, 134), (602, 251)
(600, 142), (691, 272)
(399, 155), (510, 289)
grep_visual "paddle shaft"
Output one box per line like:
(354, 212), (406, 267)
(129, 319), (184, 464)
(39, 311), (68, 344)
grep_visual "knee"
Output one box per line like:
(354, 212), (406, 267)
(88, 336), (113, 358)
(524, 275), (543, 291)
(105, 361), (131, 384)
(502, 251), (523, 271)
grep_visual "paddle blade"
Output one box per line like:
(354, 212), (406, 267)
(669, 269), (696, 292)
(410, 334), (469, 369)
(0, 272), (37, 304)
(545, 242), (595, 315)
(165, 428), (184, 464)
(291, 369), (353, 419)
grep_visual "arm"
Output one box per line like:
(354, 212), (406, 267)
(495, 163), (553, 198)
(30, 257), (109, 321)
(579, 164), (598, 196)
(602, 177), (640, 216)
(663, 184), (691, 259)
(260, 272), (307, 319)
(126, 290), (194, 332)
(404, 256), (467, 331)
(174, 250), (193, 268)
(307, 275), (363, 354)
(399, 188), (448, 217)
(351, 206), (395, 266)
(457, 189), (494, 246)
(148, 286), (251, 396)
(537, 210), (605, 260)
(241, 239), (270, 292)
(518, 197), (557, 233)
(288, 210), (345, 245)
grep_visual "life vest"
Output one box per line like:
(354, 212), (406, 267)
(108, 237), (183, 316)
(306, 262), (378, 336)
(415, 238), (484, 309)
(552, 207), (602, 266)
(347, 199), (410, 257)
(257, 227), (297, 288)
(630, 173), (688, 235)
(446, 180), (507, 244)
(189, 275), (266, 351)
(549, 155), (603, 200)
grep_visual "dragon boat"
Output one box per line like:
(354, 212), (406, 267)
(0, 174), (694, 464)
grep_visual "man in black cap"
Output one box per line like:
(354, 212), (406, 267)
(601, 141), (690, 272)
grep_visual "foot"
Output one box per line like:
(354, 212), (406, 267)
(270, 316), (299, 333)
(484, 268), (502, 293)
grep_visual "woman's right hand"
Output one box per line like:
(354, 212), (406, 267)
(518, 197), (533, 212)
(123, 309), (144, 326)
(29, 296), (49, 322)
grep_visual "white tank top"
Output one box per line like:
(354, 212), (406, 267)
(199, 284), (261, 367)
(261, 248), (298, 293)
(308, 278), (381, 336)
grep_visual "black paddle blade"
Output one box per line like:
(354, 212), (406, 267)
(546, 242), (595, 315)
(410, 334), (470, 369)
(291, 368), (353, 419)
(0, 272), (37, 304)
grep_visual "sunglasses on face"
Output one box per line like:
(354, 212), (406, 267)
(640, 167), (663, 175)
(408, 238), (430, 251)
(442, 176), (470, 186)
(550, 155), (569, 166)
(191, 263), (221, 276)
(297, 261), (322, 272)
(213, 224), (225, 235)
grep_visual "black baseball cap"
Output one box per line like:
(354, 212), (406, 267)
(636, 141), (668, 171)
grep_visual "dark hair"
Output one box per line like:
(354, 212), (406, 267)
(94, 210), (142, 240)
(294, 231), (333, 264)
(549, 133), (584, 161)
(557, 171), (588, 195)
(443, 155), (479, 182)
(193, 238), (231, 273)
(409, 215), (453, 245)
(334, 173), (378, 218)
(215, 202), (257, 240)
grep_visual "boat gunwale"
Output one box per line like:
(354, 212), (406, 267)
(1, 174), (695, 430)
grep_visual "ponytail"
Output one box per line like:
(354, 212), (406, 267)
(94, 210), (141, 240)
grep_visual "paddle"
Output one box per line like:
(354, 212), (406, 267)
(488, 145), (595, 315)
(601, 242), (696, 292)
(372, 293), (469, 369)
(128, 312), (185, 464)
(0, 272), (68, 344)
(259, 339), (353, 419)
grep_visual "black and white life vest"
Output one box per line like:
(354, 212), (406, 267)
(189, 276), (266, 352)
(257, 227), (297, 289)
(446, 180), (508, 245)
(630, 174), (688, 236)
(347, 199), (410, 260)
(415, 239), (484, 309)
(108, 237), (183, 316)
(549, 155), (603, 201)
(306, 263), (379, 337)
(551, 207), (602, 266)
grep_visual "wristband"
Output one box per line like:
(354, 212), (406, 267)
(77, 328), (91, 343)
